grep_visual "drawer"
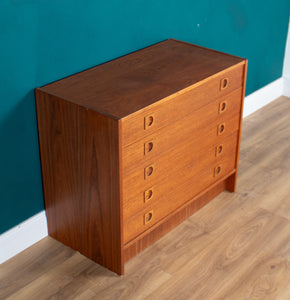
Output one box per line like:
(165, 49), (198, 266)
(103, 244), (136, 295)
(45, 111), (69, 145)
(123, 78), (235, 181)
(123, 148), (237, 244)
(122, 88), (242, 173)
(123, 129), (239, 221)
(121, 63), (244, 147)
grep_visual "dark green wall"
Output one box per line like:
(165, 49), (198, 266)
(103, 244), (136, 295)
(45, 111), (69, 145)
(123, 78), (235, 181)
(0, 0), (289, 234)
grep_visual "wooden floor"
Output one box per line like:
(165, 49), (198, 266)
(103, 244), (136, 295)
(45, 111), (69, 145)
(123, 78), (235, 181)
(1, 96), (290, 300)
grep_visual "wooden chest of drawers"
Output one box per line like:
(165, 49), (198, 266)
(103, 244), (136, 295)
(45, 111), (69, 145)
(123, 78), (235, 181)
(35, 39), (247, 275)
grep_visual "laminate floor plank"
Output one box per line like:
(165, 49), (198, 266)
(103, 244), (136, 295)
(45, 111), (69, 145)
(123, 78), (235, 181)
(0, 238), (75, 299)
(1, 96), (290, 299)
(213, 252), (290, 300)
(145, 207), (290, 300)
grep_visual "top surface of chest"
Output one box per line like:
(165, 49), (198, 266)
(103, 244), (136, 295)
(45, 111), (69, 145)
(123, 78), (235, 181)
(37, 39), (245, 119)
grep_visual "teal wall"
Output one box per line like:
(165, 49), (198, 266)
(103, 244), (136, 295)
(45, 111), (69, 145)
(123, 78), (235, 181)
(0, 0), (289, 234)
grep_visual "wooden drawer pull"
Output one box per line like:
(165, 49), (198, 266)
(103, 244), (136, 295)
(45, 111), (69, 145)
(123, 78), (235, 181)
(144, 140), (154, 155)
(144, 114), (155, 130)
(214, 165), (222, 177)
(215, 144), (223, 157)
(217, 123), (225, 136)
(220, 78), (229, 90)
(144, 164), (154, 179)
(219, 101), (227, 113)
(144, 188), (153, 203)
(144, 211), (153, 225)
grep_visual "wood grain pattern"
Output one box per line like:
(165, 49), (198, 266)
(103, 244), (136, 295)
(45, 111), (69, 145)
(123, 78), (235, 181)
(39, 39), (244, 119)
(122, 88), (242, 172)
(2, 96), (289, 299)
(123, 130), (239, 223)
(123, 164), (237, 244)
(124, 177), (231, 260)
(35, 90), (123, 275)
(121, 65), (244, 147)
(228, 59), (248, 192)
(35, 39), (246, 275)
(122, 115), (240, 216)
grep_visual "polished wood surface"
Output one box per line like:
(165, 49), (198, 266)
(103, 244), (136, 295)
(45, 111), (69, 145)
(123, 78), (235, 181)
(36, 39), (246, 274)
(123, 131), (239, 224)
(122, 88), (242, 172)
(39, 39), (244, 119)
(1, 96), (290, 299)
(122, 115), (240, 220)
(35, 90), (123, 275)
(124, 173), (235, 245)
(120, 64), (244, 146)
(230, 59), (248, 192)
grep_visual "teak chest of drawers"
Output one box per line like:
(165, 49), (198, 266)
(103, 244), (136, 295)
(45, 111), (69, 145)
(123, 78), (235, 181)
(35, 39), (247, 275)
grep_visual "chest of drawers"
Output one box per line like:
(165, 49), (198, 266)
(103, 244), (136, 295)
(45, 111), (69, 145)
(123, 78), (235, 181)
(35, 39), (247, 275)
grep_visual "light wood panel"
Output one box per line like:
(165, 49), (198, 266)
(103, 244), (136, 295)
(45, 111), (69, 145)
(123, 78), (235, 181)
(1, 95), (289, 299)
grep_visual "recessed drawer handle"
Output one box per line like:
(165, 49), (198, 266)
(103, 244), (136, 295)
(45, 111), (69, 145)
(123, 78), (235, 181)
(215, 144), (223, 157)
(217, 123), (225, 136)
(144, 188), (153, 203)
(214, 165), (222, 177)
(219, 101), (227, 113)
(144, 140), (154, 155)
(144, 164), (154, 179)
(220, 78), (229, 90)
(144, 114), (155, 130)
(144, 211), (153, 224)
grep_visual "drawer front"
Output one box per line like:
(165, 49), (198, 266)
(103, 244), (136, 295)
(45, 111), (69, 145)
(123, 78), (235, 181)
(121, 63), (244, 147)
(123, 145), (237, 244)
(123, 129), (239, 221)
(122, 88), (242, 173)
